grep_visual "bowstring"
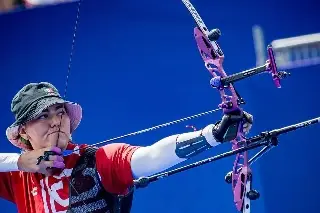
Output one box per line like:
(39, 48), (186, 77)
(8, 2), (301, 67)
(53, 0), (87, 209)
(54, 0), (224, 157)
(53, 0), (224, 210)
(68, 107), (222, 155)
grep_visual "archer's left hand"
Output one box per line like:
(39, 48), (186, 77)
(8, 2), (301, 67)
(213, 110), (253, 142)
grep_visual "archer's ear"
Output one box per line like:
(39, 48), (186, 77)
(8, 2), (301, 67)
(18, 126), (29, 141)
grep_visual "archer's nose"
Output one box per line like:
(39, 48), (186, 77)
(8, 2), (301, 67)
(51, 115), (62, 127)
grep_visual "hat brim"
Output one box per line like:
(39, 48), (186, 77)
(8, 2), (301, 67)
(6, 98), (82, 150)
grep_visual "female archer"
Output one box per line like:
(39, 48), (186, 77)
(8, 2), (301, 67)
(0, 82), (253, 213)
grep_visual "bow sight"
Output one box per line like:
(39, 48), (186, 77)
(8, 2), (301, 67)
(195, 26), (291, 93)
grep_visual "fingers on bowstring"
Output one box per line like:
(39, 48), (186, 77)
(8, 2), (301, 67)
(48, 146), (62, 155)
(47, 155), (64, 162)
(42, 146), (62, 155)
(42, 160), (65, 169)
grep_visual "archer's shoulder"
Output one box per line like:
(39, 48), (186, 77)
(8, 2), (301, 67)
(67, 142), (141, 157)
(66, 142), (90, 152)
(96, 143), (141, 156)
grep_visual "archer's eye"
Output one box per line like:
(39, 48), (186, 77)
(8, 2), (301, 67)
(37, 114), (48, 120)
(57, 109), (66, 116)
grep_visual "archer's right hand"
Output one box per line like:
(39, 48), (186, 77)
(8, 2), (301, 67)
(17, 147), (65, 176)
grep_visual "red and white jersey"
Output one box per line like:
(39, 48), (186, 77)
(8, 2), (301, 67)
(0, 142), (140, 213)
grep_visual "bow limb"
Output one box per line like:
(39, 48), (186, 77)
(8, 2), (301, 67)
(182, 0), (253, 212)
(198, 31), (251, 212)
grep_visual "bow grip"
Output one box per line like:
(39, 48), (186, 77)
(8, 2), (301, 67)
(213, 111), (245, 142)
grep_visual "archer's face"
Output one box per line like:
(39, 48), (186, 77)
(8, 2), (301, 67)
(20, 103), (71, 151)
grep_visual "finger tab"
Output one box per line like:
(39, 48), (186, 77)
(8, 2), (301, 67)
(50, 147), (62, 154)
(53, 161), (65, 169)
(48, 155), (64, 162)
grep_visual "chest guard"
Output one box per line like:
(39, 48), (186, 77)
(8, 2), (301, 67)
(67, 147), (134, 213)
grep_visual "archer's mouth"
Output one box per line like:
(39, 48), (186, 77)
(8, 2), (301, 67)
(49, 131), (65, 135)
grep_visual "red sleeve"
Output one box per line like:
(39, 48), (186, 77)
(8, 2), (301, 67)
(0, 172), (15, 203)
(95, 143), (140, 195)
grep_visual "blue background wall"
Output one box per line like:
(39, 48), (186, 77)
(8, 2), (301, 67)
(0, 0), (319, 212)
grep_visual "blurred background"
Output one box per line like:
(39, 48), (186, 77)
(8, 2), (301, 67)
(0, 0), (319, 212)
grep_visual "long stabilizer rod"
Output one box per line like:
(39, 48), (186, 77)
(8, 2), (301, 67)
(133, 117), (320, 189)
